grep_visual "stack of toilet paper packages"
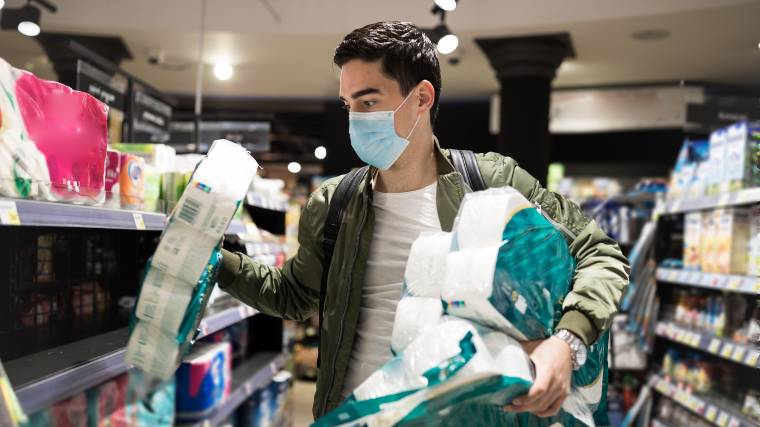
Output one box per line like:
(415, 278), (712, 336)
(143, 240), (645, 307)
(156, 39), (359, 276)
(0, 57), (109, 204)
(125, 139), (257, 380)
(315, 187), (608, 427)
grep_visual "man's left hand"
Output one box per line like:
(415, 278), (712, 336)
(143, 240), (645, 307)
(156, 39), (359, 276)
(503, 336), (572, 417)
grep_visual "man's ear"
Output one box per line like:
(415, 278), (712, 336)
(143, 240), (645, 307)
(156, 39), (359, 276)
(417, 80), (436, 114)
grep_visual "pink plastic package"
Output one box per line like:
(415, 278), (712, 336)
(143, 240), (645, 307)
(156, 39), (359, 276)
(0, 58), (108, 204)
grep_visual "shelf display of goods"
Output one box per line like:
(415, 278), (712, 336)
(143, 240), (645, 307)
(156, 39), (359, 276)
(0, 58), (108, 205)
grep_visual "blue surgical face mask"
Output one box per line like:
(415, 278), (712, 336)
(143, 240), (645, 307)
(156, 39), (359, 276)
(348, 90), (421, 170)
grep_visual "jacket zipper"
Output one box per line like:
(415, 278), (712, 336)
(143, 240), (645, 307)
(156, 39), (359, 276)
(320, 199), (368, 414)
(534, 202), (578, 240)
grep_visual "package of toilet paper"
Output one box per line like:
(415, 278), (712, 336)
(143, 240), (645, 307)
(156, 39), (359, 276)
(0, 57), (108, 204)
(126, 139), (257, 380)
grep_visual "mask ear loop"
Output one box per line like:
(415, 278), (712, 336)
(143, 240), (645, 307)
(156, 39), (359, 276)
(395, 86), (423, 140)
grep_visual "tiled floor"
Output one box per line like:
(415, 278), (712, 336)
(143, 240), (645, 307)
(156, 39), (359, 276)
(292, 380), (317, 426)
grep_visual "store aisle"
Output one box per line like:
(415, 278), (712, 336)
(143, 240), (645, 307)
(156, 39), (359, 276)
(292, 380), (317, 427)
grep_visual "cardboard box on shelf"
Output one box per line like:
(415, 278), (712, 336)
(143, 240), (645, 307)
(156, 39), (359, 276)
(714, 207), (750, 275)
(748, 204), (760, 276)
(706, 128), (726, 196)
(683, 212), (702, 270)
(700, 210), (718, 273)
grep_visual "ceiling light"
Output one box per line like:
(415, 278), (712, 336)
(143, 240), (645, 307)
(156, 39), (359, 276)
(287, 162), (302, 174)
(314, 146), (327, 160)
(437, 34), (459, 55)
(213, 62), (233, 80)
(17, 4), (41, 37)
(0, 0), (6, 10)
(434, 0), (456, 11)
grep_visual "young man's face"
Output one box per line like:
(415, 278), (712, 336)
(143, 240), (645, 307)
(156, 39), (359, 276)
(338, 59), (421, 142)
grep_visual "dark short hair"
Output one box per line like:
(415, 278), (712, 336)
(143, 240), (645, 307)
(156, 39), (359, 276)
(334, 21), (442, 126)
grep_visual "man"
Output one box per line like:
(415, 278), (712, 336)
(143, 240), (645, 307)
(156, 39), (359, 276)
(218, 21), (629, 420)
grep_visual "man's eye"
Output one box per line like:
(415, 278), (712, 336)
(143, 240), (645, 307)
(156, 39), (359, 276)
(363, 100), (376, 108)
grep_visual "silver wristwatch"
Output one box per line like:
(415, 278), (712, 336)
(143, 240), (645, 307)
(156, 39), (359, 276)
(554, 329), (588, 370)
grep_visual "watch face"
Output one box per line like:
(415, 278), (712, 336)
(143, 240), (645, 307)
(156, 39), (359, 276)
(576, 344), (588, 367)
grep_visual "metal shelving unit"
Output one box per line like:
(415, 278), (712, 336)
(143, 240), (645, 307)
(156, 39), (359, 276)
(664, 187), (760, 214)
(655, 321), (760, 369)
(656, 268), (760, 296)
(0, 197), (246, 235)
(650, 375), (758, 427)
(9, 301), (260, 414)
(196, 351), (288, 427)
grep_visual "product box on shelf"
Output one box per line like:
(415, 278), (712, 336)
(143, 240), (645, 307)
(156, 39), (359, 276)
(110, 143), (177, 173)
(143, 164), (161, 212)
(714, 207), (750, 275)
(683, 212), (702, 270)
(119, 153), (145, 210)
(749, 204), (760, 276)
(25, 392), (88, 427)
(700, 211), (718, 273)
(0, 57), (108, 204)
(722, 121), (760, 194)
(706, 128), (727, 196)
(175, 342), (232, 425)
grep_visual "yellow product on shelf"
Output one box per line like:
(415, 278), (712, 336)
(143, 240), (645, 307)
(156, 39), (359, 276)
(700, 211), (718, 273)
(714, 207), (750, 275)
(683, 212), (702, 270)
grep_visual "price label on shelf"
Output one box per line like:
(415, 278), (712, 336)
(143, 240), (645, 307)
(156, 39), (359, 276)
(746, 350), (759, 367)
(753, 280), (760, 294)
(708, 339), (722, 353)
(0, 200), (21, 225)
(678, 270), (690, 282)
(133, 213), (146, 230)
(721, 343), (735, 358)
(713, 274), (728, 288)
(669, 270), (680, 282)
(689, 333), (702, 347)
(727, 417), (740, 427)
(699, 273), (713, 286)
(732, 346), (746, 362)
(688, 271), (701, 283)
(727, 276), (742, 290)
(705, 406), (718, 422)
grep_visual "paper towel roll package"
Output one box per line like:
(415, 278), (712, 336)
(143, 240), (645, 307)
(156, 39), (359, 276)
(402, 231), (452, 298)
(126, 140), (258, 380)
(316, 187), (608, 427)
(390, 296), (443, 354)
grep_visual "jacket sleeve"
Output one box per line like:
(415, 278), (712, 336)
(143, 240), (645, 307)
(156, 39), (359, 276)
(216, 186), (329, 321)
(483, 153), (631, 345)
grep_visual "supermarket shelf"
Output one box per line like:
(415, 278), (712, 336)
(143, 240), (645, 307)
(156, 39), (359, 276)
(245, 242), (289, 256)
(664, 187), (760, 214)
(199, 351), (288, 427)
(0, 197), (249, 235)
(650, 374), (757, 427)
(656, 268), (760, 296)
(246, 193), (289, 212)
(0, 197), (165, 230)
(199, 300), (259, 337)
(10, 301), (259, 414)
(655, 321), (759, 369)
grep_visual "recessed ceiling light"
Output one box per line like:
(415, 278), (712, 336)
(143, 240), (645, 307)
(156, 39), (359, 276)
(314, 146), (327, 160)
(213, 62), (233, 80)
(631, 29), (670, 41)
(287, 162), (301, 174)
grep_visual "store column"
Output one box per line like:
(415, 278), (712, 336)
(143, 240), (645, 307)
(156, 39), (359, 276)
(476, 34), (573, 185)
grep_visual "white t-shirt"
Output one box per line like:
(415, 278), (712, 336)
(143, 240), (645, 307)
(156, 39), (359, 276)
(341, 181), (442, 398)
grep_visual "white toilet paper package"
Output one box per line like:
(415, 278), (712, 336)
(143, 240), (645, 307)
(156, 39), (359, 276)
(126, 140), (257, 380)
(315, 187), (610, 426)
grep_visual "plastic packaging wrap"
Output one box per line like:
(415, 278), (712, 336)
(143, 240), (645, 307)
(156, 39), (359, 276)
(0, 58), (108, 204)
(126, 140), (257, 380)
(403, 232), (452, 298)
(317, 187), (608, 427)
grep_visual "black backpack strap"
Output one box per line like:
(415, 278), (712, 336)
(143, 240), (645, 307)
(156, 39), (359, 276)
(317, 165), (369, 367)
(450, 149), (487, 192)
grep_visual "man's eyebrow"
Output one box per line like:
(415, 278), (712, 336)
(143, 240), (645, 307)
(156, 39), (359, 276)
(339, 87), (382, 102)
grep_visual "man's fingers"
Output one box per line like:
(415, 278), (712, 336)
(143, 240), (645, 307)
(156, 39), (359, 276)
(513, 381), (557, 413)
(534, 394), (566, 418)
(512, 379), (548, 406)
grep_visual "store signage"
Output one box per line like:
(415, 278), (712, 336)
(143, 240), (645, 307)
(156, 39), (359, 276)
(170, 121), (271, 153)
(686, 103), (760, 131)
(132, 87), (173, 143)
(75, 60), (127, 111)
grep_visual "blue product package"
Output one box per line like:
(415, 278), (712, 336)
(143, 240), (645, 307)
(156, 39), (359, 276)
(175, 341), (231, 424)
